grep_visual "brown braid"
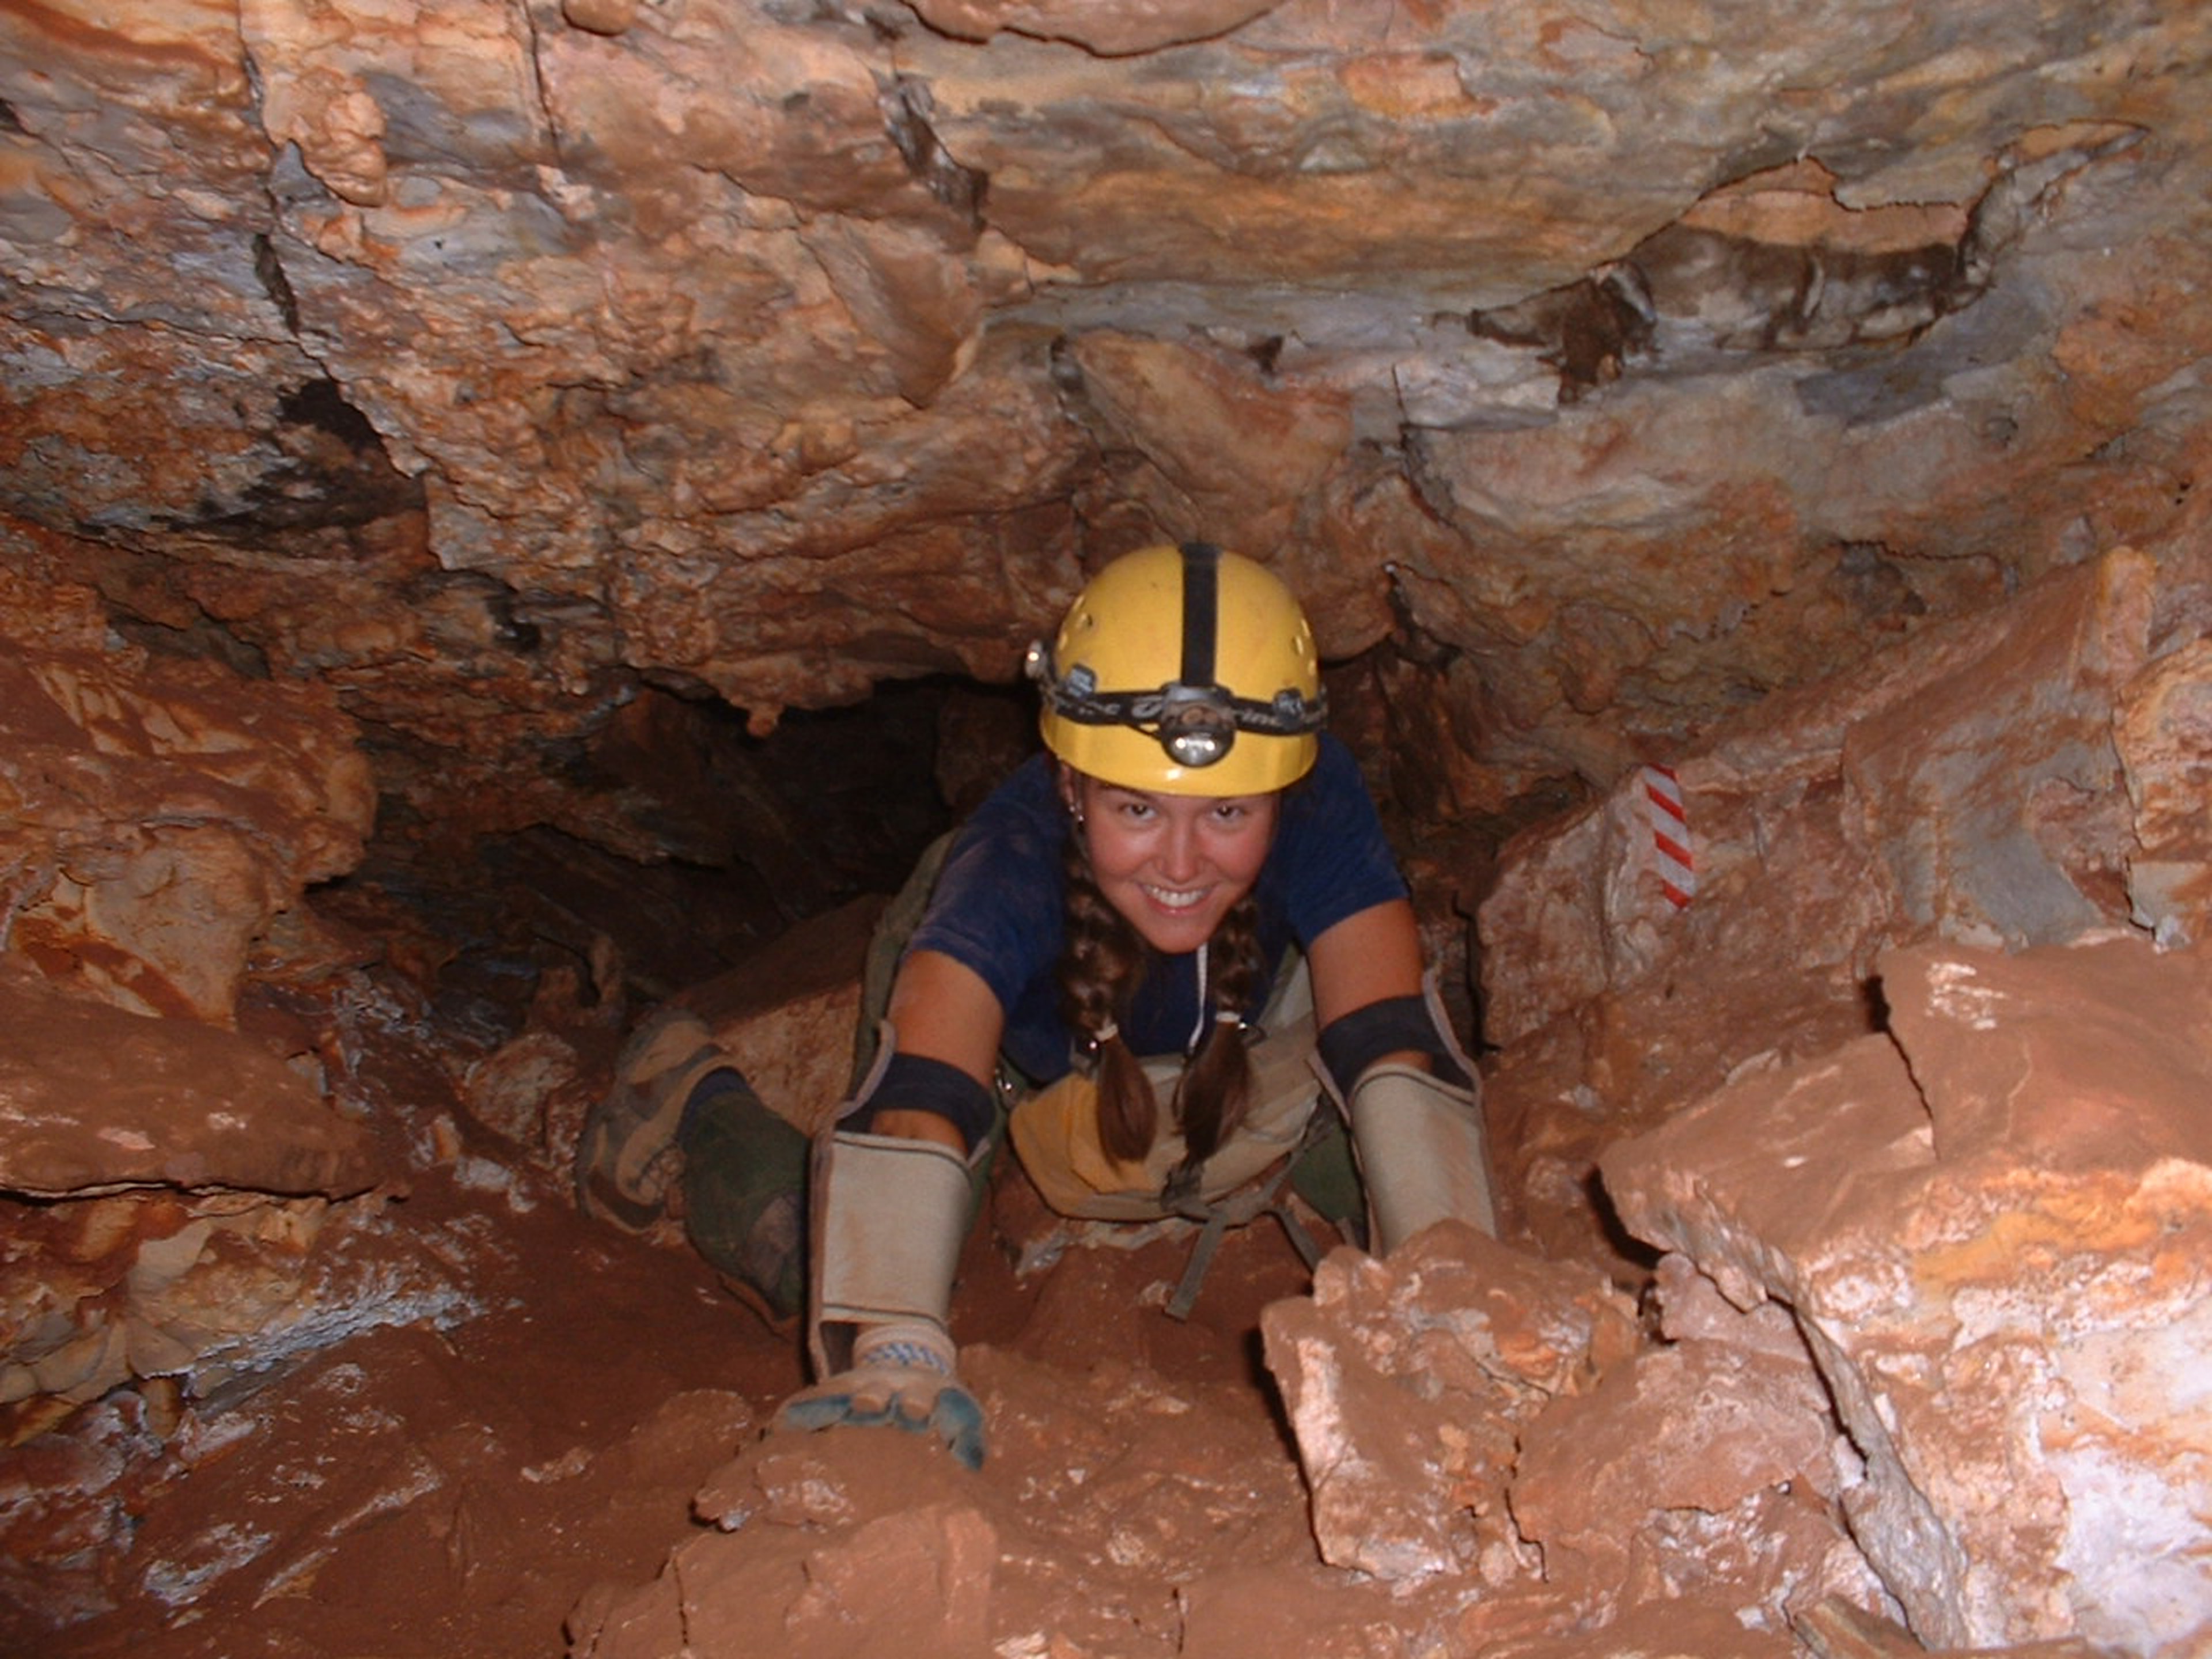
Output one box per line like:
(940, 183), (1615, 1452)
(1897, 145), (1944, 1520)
(1056, 824), (1264, 1178)
(1164, 892), (1262, 1184)
(1056, 829), (1156, 1164)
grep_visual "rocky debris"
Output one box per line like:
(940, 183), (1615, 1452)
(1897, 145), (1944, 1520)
(1601, 932), (2212, 1656)
(1245, 937), (2205, 1656)
(570, 1324), (1366, 1659)
(456, 892), (882, 1266)
(0, 1384), (178, 1631)
(1262, 1224), (1635, 1584)
(0, 1188), (495, 1633)
(2, 1172), (796, 1658)
(1258, 1222), (1893, 1649)
(1509, 1311), (1885, 1634)
(1475, 541), (2210, 1271)
(561, 1188), (2149, 1659)
(0, 581), (438, 1471)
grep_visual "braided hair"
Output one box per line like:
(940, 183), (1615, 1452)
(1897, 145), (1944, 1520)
(1056, 819), (1264, 1184)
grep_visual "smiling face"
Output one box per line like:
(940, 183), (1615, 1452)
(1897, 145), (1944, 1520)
(1064, 768), (1280, 956)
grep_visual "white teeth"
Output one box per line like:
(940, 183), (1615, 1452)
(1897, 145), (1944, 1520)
(1142, 885), (1205, 910)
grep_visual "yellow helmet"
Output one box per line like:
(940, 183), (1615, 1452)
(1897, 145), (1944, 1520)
(1028, 543), (1325, 796)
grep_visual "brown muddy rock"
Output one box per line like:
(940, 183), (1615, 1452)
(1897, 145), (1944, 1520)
(1600, 933), (2212, 1658)
(576, 1342), (1363, 1659)
(0, 1176), (478, 1414)
(8, 0), (2212, 846)
(1510, 1335), (1873, 1633)
(1260, 1222), (1636, 1585)
(1476, 547), (2165, 1273)
(8, 1171), (792, 1657)
(0, 964), (375, 1200)
(1253, 1219), (1892, 1648)
(0, 1385), (176, 1628)
(0, 1183), (490, 1639)
(459, 1030), (602, 1184)
(673, 896), (885, 1138)
(0, 586), (374, 1026)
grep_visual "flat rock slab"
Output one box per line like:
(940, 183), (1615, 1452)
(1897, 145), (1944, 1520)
(0, 965), (376, 1199)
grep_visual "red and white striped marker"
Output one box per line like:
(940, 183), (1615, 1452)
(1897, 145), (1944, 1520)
(1641, 764), (1696, 908)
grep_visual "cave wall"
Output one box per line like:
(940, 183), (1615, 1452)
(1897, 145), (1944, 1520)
(3, 0), (2210, 847)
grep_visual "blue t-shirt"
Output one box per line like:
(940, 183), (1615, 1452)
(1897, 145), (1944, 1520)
(906, 734), (1409, 1084)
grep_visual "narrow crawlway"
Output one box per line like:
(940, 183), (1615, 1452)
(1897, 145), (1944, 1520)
(28, 1165), (799, 1659)
(31, 1134), (1360, 1659)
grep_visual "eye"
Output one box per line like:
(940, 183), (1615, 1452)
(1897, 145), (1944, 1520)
(1211, 800), (1254, 825)
(1115, 797), (1156, 823)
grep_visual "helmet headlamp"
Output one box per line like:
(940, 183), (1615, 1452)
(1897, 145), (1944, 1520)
(1027, 639), (1323, 771)
(1032, 543), (1325, 795)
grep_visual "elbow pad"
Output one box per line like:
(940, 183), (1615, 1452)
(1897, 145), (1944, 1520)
(842, 1024), (999, 1153)
(1315, 992), (1471, 1096)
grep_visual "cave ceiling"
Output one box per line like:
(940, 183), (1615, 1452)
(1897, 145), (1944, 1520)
(2, 0), (2209, 840)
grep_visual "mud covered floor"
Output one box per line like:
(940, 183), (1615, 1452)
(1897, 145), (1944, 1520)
(28, 1159), (1349, 1659)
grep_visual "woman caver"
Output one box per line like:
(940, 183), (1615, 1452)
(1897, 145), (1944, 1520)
(575, 543), (1497, 1470)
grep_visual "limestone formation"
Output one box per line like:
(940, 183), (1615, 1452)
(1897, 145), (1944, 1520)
(4, 0), (2209, 830)
(3, 1), (2210, 1654)
(1601, 934), (2212, 1656)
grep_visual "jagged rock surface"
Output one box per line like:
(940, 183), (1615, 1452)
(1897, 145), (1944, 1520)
(3, 3), (2211, 1656)
(1601, 934), (2212, 1657)
(3, 0), (2210, 834)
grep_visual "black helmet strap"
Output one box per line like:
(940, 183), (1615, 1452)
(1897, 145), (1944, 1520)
(1179, 540), (1221, 692)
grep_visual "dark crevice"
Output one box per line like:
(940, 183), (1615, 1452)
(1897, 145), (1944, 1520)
(881, 74), (988, 229)
(278, 378), (384, 452)
(253, 232), (301, 334)
(154, 379), (423, 541)
(106, 609), (273, 680)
